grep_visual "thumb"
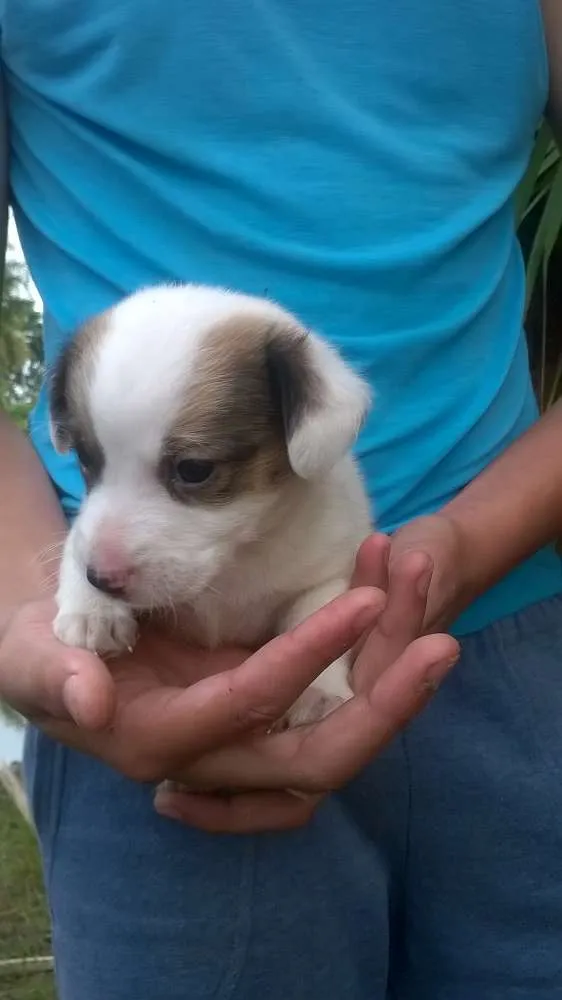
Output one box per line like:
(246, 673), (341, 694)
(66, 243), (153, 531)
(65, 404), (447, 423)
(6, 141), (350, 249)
(0, 606), (115, 731)
(60, 650), (116, 730)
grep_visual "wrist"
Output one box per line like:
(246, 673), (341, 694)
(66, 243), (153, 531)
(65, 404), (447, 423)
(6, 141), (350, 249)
(390, 511), (474, 630)
(440, 404), (562, 603)
(439, 484), (537, 613)
(436, 505), (482, 612)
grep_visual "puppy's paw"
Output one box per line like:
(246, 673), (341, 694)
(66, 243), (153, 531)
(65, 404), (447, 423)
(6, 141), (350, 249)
(53, 603), (138, 657)
(279, 680), (353, 731)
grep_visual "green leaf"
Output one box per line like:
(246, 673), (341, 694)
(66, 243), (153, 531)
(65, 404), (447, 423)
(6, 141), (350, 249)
(515, 121), (554, 224)
(524, 160), (562, 314)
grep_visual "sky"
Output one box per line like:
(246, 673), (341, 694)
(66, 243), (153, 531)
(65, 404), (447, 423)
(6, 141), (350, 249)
(0, 719), (24, 763)
(8, 211), (42, 307)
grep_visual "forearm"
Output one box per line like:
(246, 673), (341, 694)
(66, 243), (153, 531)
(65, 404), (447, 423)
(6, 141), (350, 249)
(0, 411), (67, 628)
(442, 0), (562, 603)
(442, 399), (562, 602)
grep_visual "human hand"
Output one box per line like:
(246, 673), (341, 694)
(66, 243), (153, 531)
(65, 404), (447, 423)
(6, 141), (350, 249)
(154, 539), (459, 833)
(384, 513), (469, 632)
(0, 589), (386, 786)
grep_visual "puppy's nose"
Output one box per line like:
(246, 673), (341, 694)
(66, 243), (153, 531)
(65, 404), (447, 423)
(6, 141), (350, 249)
(86, 564), (128, 598)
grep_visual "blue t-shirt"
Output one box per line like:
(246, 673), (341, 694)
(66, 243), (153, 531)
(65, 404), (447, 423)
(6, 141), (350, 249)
(2, 0), (561, 635)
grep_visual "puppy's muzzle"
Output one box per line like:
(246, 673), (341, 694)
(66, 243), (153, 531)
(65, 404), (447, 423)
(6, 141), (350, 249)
(86, 564), (128, 599)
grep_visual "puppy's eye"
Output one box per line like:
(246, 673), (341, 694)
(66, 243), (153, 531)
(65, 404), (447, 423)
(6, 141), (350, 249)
(80, 463), (92, 486)
(74, 439), (104, 491)
(175, 459), (215, 486)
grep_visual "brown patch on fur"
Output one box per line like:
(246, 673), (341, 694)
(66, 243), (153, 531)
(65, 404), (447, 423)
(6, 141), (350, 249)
(49, 310), (110, 485)
(161, 313), (318, 504)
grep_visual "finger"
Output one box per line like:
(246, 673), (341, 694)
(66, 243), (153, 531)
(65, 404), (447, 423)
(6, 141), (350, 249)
(0, 607), (116, 731)
(154, 787), (321, 834)
(293, 632), (460, 790)
(168, 633), (459, 794)
(45, 587), (386, 778)
(96, 586), (386, 771)
(352, 550), (433, 692)
(350, 534), (390, 662)
(223, 586), (385, 731)
(351, 534), (390, 590)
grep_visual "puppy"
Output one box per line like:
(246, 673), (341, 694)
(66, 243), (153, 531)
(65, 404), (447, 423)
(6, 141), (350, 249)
(50, 284), (372, 727)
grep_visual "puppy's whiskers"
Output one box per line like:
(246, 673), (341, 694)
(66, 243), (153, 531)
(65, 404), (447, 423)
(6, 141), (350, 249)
(39, 570), (62, 595)
(36, 537), (66, 565)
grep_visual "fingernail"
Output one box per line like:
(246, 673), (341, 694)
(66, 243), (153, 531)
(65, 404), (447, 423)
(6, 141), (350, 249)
(286, 787), (313, 801)
(154, 789), (180, 815)
(421, 678), (440, 694)
(155, 803), (183, 823)
(159, 779), (184, 794)
(286, 789), (324, 805)
(62, 675), (85, 726)
(424, 653), (460, 688)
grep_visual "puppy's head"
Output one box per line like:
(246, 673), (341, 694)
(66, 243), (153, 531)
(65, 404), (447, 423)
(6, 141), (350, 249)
(50, 284), (371, 609)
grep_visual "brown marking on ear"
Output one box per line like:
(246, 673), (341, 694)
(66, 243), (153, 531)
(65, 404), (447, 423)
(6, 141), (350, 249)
(265, 332), (323, 442)
(49, 338), (81, 453)
(161, 312), (319, 504)
(49, 310), (111, 485)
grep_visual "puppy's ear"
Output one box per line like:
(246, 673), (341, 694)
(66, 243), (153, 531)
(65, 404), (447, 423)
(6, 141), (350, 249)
(266, 327), (371, 479)
(48, 344), (75, 454)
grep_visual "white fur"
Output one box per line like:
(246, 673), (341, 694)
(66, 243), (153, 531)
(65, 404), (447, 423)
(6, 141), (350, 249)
(53, 284), (373, 727)
(286, 335), (370, 479)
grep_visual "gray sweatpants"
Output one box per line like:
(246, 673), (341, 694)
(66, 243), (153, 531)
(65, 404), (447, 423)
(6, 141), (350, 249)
(25, 594), (562, 999)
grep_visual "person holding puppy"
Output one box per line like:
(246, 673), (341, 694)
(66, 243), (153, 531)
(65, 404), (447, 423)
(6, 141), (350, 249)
(1, 2), (562, 998)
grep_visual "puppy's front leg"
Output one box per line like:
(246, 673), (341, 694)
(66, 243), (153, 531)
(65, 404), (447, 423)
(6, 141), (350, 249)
(277, 578), (354, 729)
(53, 528), (138, 657)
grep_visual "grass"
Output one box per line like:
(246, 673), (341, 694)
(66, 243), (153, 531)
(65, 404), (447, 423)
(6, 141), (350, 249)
(0, 783), (56, 999)
(0, 968), (56, 1000)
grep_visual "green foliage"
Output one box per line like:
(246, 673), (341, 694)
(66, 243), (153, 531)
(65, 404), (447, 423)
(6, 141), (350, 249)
(0, 700), (24, 728)
(516, 121), (562, 410)
(0, 253), (43, 428)
(0, 785), (55, 999)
